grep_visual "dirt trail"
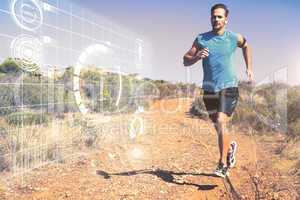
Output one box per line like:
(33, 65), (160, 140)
(1, 99), (298, 199)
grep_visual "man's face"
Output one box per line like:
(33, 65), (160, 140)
(211, 8), (227, 31)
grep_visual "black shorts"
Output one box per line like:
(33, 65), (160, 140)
(202, 87), (239, 117)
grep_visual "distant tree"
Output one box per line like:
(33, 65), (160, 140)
(0, 58), (21, 73)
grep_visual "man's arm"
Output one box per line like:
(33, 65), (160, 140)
(183, 39), (209, 66)
(237, 33), (254, 83)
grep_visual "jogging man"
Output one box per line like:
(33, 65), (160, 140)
(183, 3), (254, 177)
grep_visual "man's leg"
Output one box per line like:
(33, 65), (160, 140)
(204, 90), (231, 166)
(215, 112), (230, 165)
(208, 112), (230, 164)
(211, 87), (239, 177)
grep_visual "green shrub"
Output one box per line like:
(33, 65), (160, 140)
(0, 127), (7, 139)
(287, 87), (300, 124)
(0, 85), (17, 115)
(0, 58), (21, 73)
(0, 127), (10, 171)
(288, 119), (300, 138)
(6, 111), (49, 126)
(189, 96), (208, 119)
(0, 154), (10, 172)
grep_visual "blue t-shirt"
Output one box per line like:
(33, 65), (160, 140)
(197, 30), (238, 92)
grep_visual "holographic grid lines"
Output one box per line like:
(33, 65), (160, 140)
(0, 0), (149, 178)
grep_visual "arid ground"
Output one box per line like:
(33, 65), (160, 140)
(0, 99), (298, 200)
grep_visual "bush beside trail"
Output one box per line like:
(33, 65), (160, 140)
(6, 111), (49, 126)
(189, 81), (300, 139)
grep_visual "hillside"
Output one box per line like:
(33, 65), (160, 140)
(0, 99), (298, 200)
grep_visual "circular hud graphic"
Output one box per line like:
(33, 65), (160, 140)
(11, 0), (43, 31)
(10, 34), (42, 72)
(74, 43), (122, 115)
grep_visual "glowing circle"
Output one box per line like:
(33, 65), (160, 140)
(130, 147), (143, 159)
(74, 43), (122, 115)
(24, 48), (33, 58)
(10, 34), (42, 72)
(11, 0), (43, 31)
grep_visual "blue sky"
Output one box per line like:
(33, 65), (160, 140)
(71, 0), (300, 85)
(0, 0), (299, 85)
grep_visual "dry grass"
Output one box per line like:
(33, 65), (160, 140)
(0, 113), (85, 172)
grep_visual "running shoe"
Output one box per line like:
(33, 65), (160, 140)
(227, 141), (237, 168)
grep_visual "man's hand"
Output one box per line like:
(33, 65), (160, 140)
(196, 48), (209, 59)
(183, 39), (209, 66)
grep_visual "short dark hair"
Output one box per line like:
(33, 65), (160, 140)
(211, 3), (229, 17)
